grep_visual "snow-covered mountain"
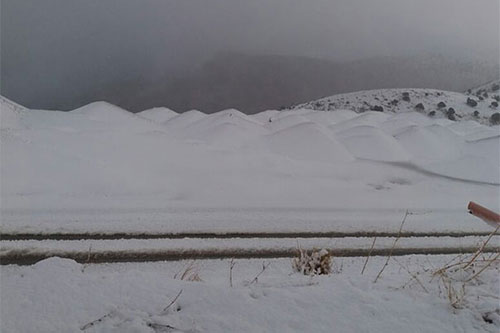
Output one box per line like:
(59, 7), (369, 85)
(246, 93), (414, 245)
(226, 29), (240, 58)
(292, 81), (500, 125)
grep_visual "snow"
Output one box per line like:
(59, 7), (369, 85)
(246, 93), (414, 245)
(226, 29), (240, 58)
(2, 235), (498, 255)
(1, 256), (498, 332)
(261, 122), (354, 163)
(293, 86), (500, 125)
(136, 107), (178, 123)
(336, 125), (411, 162)
(1, 86), (500, 332)
(1, 94), (499, 233)
(163, 109), (207, 131)
(394, 125), (462, 162)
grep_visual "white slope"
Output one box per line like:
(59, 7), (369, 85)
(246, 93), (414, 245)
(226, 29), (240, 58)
(394, 125), (463, 161)
(262, 122), (354, 163)
(335, 125), (410, 162)
(71, 101), (133, 120)
(163, 109), (206, 131)
(300, 108), (358, 124)
(329, 111), (390, 132)
(181, 109), (268, 147)
(67, 101), (163, 132)
(1, 96), (25, 130)
(293, 87), (500, 125)
(136, 107), (178, 123)
(249, 109), (280, 123)
(1, 95), (499, 234)
(265, 114), (312, 132)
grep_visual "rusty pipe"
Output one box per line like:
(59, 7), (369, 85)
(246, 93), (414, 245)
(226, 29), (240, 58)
(468, 201), (500, 228)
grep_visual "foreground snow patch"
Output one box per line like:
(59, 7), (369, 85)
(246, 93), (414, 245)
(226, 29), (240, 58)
(1, 256), (498, 332)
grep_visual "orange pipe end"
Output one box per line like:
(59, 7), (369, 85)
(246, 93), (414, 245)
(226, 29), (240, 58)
(468, 201), (500, 227)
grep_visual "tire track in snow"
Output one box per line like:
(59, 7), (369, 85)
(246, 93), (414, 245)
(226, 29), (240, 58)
(1, 230), (496, 241)
(1, 245), (499, 265)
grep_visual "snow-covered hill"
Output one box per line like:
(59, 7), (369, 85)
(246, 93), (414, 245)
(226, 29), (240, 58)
(1, 94), (498, 235)
(292, 83), (500, 125)
(466, 79), (500, 96)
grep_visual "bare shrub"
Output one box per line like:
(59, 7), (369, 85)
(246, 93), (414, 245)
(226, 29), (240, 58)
(292, 248), (332, 275)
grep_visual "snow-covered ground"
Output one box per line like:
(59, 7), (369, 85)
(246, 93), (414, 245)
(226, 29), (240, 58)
(1, 255), (499, 332)
(1, 85), (499, 332)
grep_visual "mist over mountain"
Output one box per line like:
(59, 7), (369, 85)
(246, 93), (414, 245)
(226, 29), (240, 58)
(3, 51), (497, 114)
(144, 52), (497, 114)
(2, 0), (498, 113)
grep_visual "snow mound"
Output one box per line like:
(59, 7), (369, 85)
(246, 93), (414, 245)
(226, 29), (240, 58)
(301, 109), (358, 125)
(70, 101), (134, 121)
(183, 110), (268, 147)
(394, 125), (463, 161)
(379, 119), (420, 136)
(189, 109), (263, 130)
(330, 112), (389, 132)
(263, 122), (354, 163)
(164, 110), (207, 131)
(389, 112), (433, 126)
(66, 101), (166, 132)
(336, 125), (410, 162)
(137, 107), (178, 123)
(249, 109), (280, 123)
(465, 135), (500, 165)
(266, 114), (312, 132)
(446, 120), (482, 134)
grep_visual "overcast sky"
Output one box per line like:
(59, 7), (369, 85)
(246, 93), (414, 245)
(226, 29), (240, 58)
(1, 0), (499, 110)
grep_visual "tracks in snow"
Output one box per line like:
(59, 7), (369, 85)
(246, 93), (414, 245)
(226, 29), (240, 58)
(0, 230), (495, 241)
(1, 231), (498, 265)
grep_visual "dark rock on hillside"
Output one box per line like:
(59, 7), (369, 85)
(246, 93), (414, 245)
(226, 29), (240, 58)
(402, 96), (410, 102)
(446, 108), (456, 121)
(437, 101), (446, 108)
(428, 111), (436, 117)
(370, 105), (384, 112)
(491, 101), (498, 108)
(466, 98), (478, 107)
(415, 103), (425, 110)
(473, 110), (479, 117)
(490, 113), (500, 125)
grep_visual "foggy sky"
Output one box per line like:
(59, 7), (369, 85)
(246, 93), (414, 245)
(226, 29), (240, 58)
(1, 0), (499, 111)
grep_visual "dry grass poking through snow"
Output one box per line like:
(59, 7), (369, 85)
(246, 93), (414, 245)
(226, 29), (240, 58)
(430, 226), (500, 311)
(174, 261), (202, 282)
(292, 247), (332, 275)
(386, 225), (500, 324)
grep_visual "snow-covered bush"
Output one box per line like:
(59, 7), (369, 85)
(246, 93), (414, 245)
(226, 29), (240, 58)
(292, 248), (331, 275)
